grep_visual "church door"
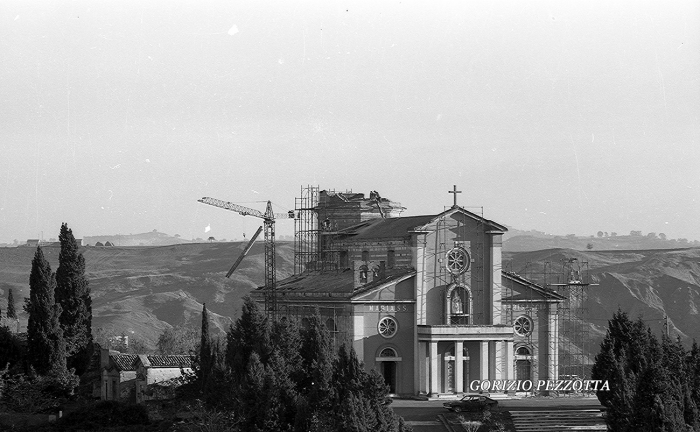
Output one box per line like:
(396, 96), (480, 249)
(516, 360), (531, 382)
(382, 362), (397, 394)
(445, 360), (455, 393)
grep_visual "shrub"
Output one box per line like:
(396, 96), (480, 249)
(52, 400), (149, 430)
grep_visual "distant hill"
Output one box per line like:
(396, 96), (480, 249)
(83, 231), (196, 247)
(503, 227), (699, 252)
(0, 242), (295, 350)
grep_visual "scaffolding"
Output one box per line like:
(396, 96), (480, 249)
(516, 258), (593, 380)
(550, 258), (592, 379)
(294, 185), (319, 275)
(276, 303), (350, 352)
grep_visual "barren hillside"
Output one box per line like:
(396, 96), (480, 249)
(0, 242), (295, 349)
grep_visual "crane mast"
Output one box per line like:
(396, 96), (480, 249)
(198, 197), (292, 319)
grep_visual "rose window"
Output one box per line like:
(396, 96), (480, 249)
(513, 316), (533, 337)
(446, 247), (470, 275)
(378, 316), (398, 338)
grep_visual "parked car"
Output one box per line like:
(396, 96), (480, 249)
(443, 394), (498, 413)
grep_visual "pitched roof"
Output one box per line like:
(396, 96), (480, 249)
(335, 215), (436, 239)
(146, 355), (194, 368)
(269, 267), (415, 297)
(110, 354), (138, 371)
(501, 271), (566, 301)
(333, 207), (507, 241)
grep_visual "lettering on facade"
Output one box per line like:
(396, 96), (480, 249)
(365, 304), (410, 313)
(511, 303), (548, 311)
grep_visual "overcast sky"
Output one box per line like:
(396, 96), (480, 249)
(1, 1), (698, 244)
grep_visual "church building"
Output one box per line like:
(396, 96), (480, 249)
(258, 187), (563, 397)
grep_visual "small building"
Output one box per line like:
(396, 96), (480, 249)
(99, 349), (193, 403)
(101, 352), (138, 401)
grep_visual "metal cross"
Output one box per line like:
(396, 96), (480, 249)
(448, 185), (461, 207)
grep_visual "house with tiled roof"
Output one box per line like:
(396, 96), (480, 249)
(254, 187), (563, 397)
(99, 349), (193, 403)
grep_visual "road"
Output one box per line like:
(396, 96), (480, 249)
(392, 396), (603, 431)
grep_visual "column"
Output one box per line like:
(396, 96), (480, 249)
(430, 341), (439, 395)
(505, 341), (514, 381)
(353, 313), (364, 359)
(455, 341), (464, 393)
(549, 305), (559, 380)
(479, 341), (489, 381)
(490, 233), (503, 325)
(494, 341), (504, 380)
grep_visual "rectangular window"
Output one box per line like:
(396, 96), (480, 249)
(362, 250), (369, 262)
(387, 250), (395, 268)
(339, 251), (349, 268)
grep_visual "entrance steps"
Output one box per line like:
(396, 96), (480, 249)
(510, 410), (606, 432)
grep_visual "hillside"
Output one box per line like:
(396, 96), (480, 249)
(4, 241), (700, 360)
(503, 228), (699, 252)
(0, 242), (295, 349)
(504, 247), (700, 358)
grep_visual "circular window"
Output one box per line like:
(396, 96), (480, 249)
(378, 316), (398, 338)
(446, 247), (470, 275)
(514, 316), (533, 337)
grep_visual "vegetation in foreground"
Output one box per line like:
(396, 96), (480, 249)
(592, 309), (700, 432)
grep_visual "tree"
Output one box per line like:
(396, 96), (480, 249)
(7, 289), (16, 319)
(55, 224), (93, 375)
(597, 231), (604, 238)
(199, 303), (213, 389)
(586, 243), (594, 250)
(24, 247), (67, 375)
(659, 233), (667, 241)
(0, 326), (25, 371)
(208, 236), (216, 242)
(156, 325), (198, 355)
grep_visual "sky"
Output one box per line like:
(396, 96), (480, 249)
(1, 1), (698, 244)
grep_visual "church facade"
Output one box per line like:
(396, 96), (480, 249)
(259, 188), (563, 396)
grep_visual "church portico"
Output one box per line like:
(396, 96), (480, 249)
(418, 326), (513, 395)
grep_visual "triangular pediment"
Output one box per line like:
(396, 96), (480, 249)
(501, 271), (565, 302)
(351, 272), (415, 302)
(411, 206), (507, 235)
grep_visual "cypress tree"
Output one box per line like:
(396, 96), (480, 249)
(226, 296), (272, 383)
(199, 303), (212, 388)
(24, 247), (67, 375)
(55, 223), (93, 374)
(7, 288), (16, 319)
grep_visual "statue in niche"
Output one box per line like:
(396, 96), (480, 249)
(451, 290), (464, 314)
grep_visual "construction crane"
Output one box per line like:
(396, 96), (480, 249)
(197, 197), (294, 318)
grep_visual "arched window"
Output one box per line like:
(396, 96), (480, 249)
(362, 250), (369, 262)
(359, 265), (368, 284)
(380, 347), (398, 358)
(446, 284), (471, 325)
(516, 346), (531, 356)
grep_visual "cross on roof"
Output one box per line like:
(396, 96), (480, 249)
(448, 185), (461, 207)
